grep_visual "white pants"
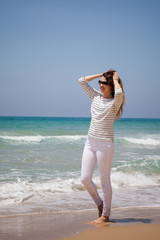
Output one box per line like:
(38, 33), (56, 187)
(81, 137), (114, 217)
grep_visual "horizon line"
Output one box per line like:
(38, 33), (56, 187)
(0, 116), (160, 120)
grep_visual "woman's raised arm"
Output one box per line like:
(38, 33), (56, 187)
(113, 72), (121, 89)
(84, 73), (103, 82)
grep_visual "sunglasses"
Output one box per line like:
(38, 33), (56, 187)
(98, 80), (109, 85)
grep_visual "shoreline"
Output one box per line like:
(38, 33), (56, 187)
(0, 205), (160, 219)
(0, 206), (160, 240)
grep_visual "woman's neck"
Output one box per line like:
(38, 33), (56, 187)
(103, 92), (113, 98)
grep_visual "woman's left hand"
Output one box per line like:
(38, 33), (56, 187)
(113, 71), (119, 80)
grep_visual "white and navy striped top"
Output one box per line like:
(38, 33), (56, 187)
(79, 77), (123, 142)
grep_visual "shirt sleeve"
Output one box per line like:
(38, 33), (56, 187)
(78, 77), (98, 101)
(114, 88), (123, 116)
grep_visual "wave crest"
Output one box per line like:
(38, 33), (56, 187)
(0, 135), (87, 144)
(119, 137), (160, 146)
(0, 172), (159, 206)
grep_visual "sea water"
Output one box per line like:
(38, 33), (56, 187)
(0, 117), (159, 216)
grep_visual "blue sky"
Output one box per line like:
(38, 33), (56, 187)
(0, 0), (160, 118)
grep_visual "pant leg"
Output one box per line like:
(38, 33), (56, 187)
(96, 141), (114, 216)
(81, 139), (102, 207)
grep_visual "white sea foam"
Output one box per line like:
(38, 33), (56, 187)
(120, 137), (160, 146)
(55, 135), (86, 140)
(0, 172), (159, 207)
(0, 135), (87, 144)
(0, 135), (50, 143)
(1, 135), (160, 146)
(111, 171), (159, 188)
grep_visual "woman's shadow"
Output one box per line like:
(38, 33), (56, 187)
(111, 217), (152, 224)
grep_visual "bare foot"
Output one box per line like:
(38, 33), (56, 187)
(98, 201), (103, 217)
(90, 216), (109, 224)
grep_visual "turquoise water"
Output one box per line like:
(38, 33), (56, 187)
(0, 117), (160, 216)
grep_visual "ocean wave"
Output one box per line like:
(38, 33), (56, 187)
(111, 171), (159, 188)
(0, 135), (50, 143)
(0, 172), (159, 206)
(0, 135), (87, 144)
(119, 137), (160, 146)
(55, 135), (87, 140)
(1, 135), (160, 146)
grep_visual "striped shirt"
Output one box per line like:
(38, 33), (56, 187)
(79, 77), (123, 142)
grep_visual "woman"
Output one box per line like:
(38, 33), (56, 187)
(79, 70), (125, 224)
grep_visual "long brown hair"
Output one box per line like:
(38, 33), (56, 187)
(103, 69), (125, 119)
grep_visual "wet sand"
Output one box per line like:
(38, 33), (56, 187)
(0, 207), (160, 240)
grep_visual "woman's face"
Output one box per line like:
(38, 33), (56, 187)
(99, 76), (112, 97)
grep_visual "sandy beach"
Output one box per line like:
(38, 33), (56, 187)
(63, 223), (160, 240)
(0, 207), (160, 240)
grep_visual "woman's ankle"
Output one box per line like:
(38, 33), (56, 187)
(98, 201), (103, 217)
